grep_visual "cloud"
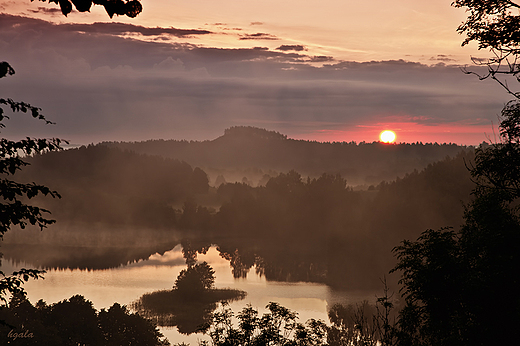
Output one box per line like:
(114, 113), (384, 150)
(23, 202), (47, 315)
(0, 14), (510, 145)
(430, 54), (456, 63)
(62, 21), (212, 37)
(250, 22), (264, 26)
(276, 45), (307, 52)
(239, 32), (279, 40)
(27, 6), (64, 15)
(308, 55), (334, 63)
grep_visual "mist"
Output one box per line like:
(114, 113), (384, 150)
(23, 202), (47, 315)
(2, 127), (475, 289)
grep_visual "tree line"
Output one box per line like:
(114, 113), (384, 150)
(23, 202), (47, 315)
(3, 1), (520, 345)
(7, 145), (475, 288)
(175, 151), (475, 289)
(105, 126), (468, 186)
(16, 144), (209, 228)
(0, 293), (169, 345)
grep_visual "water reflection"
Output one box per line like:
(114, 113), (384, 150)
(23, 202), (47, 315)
(132, 257), (246, 334)
(2, 242), (179, 270)
(2, 245), (379, 344)
(132, 288), (246, 334)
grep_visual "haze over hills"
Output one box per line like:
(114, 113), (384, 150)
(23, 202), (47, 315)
(104, 126), (470, 186)
(2, 129), (476, 288)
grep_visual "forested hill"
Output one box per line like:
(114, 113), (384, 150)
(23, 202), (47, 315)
(5, 141), (475, 284)
(104, 126), (470, 186)
(15, 145), (209, 230)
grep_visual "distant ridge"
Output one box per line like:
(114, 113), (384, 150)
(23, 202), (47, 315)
(104, 126), (470, 186)
(220, 126), (287, 141)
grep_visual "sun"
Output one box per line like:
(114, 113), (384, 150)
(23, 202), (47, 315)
(380, 130), (396, 143)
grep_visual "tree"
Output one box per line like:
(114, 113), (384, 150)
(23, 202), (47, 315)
(202, 302), (328, 346)
(452, 0), (520, 97)
(390, 104), (520, 345)
(327, 283), (397, 346)
(0, 61), (65, 306)
(388, 4), (520, 344)
(34, 0), (142, 18)
(174, 261), (216, 294)
(0, 294), (169, 345)
(2, 0), (142, 308)
(99, 302), (168, 346)
(391, 229), (465, 346)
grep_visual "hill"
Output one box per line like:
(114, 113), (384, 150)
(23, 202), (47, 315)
(13, 145), (209, 229)
(3, 133), (476, 289)
(104, 126), (470, 186)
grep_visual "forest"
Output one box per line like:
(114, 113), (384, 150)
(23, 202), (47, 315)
(2, 0), (520, 345)
(104, 126), (468, 186)
(3, 134), (475, 289)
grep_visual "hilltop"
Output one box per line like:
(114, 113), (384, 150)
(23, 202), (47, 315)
(104, 126), (470, 186)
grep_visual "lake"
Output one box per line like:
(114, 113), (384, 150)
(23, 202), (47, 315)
(3, 244), (380, 345)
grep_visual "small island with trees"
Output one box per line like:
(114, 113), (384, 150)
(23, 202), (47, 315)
(132, 249), (246, 335)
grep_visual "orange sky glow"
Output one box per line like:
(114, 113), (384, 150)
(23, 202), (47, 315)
(0, 0), (513, 145)
(296, 122), (498, 145)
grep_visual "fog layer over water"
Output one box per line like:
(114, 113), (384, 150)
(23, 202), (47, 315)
(3, 245), (378, 344)
(0, 132), (477, 344)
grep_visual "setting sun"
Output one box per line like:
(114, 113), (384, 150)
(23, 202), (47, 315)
(380, 130), (396, 143)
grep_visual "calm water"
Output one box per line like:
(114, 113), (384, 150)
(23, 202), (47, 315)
(4, 245), (379, 345)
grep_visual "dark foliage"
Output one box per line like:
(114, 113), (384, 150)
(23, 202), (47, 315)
(453, 0), (520, 97)
(453, 0), (520, 50)
(387, 5), (520, 343)
(175, 261), (216, 294)
(0, 293), (169, 345)
(99, 302), (169, 346)
(1, 61), (65, 305)
(133, 261), (244, 334)
(327, 297), (398, 346)
(0, 62), (65, 240)
(200, 302), (328, 346)
(391, 102), (520, 345)
(34, 0), (142, 18)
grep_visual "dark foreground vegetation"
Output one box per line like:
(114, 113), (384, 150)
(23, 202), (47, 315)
(0, 294), (169, 345)
(193, 297), (396, 346)
(2, 1), (520, 345)
(162, 107), (520, 345)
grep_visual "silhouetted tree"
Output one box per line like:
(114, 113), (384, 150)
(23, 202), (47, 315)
(0, 63), (64, 239)
(389, 5), (520, 343)
(0, 61), (64, 305)
(201, 302), (327, 346)
(453, 0), (520, 97)
(0, 294), (169, 345)
(174, 261), (215, 294)
(49, 295), (105, 345)
(99, 303), (167, 346)
(391, 103), (520, 345)
(327, 282), (397, 346)
(34, 0), (142, 18)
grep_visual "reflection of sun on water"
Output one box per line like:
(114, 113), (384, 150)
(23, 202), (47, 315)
(380, 130), (396, 143)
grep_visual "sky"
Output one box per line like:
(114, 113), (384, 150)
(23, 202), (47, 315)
(0, 0), (515, 145)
